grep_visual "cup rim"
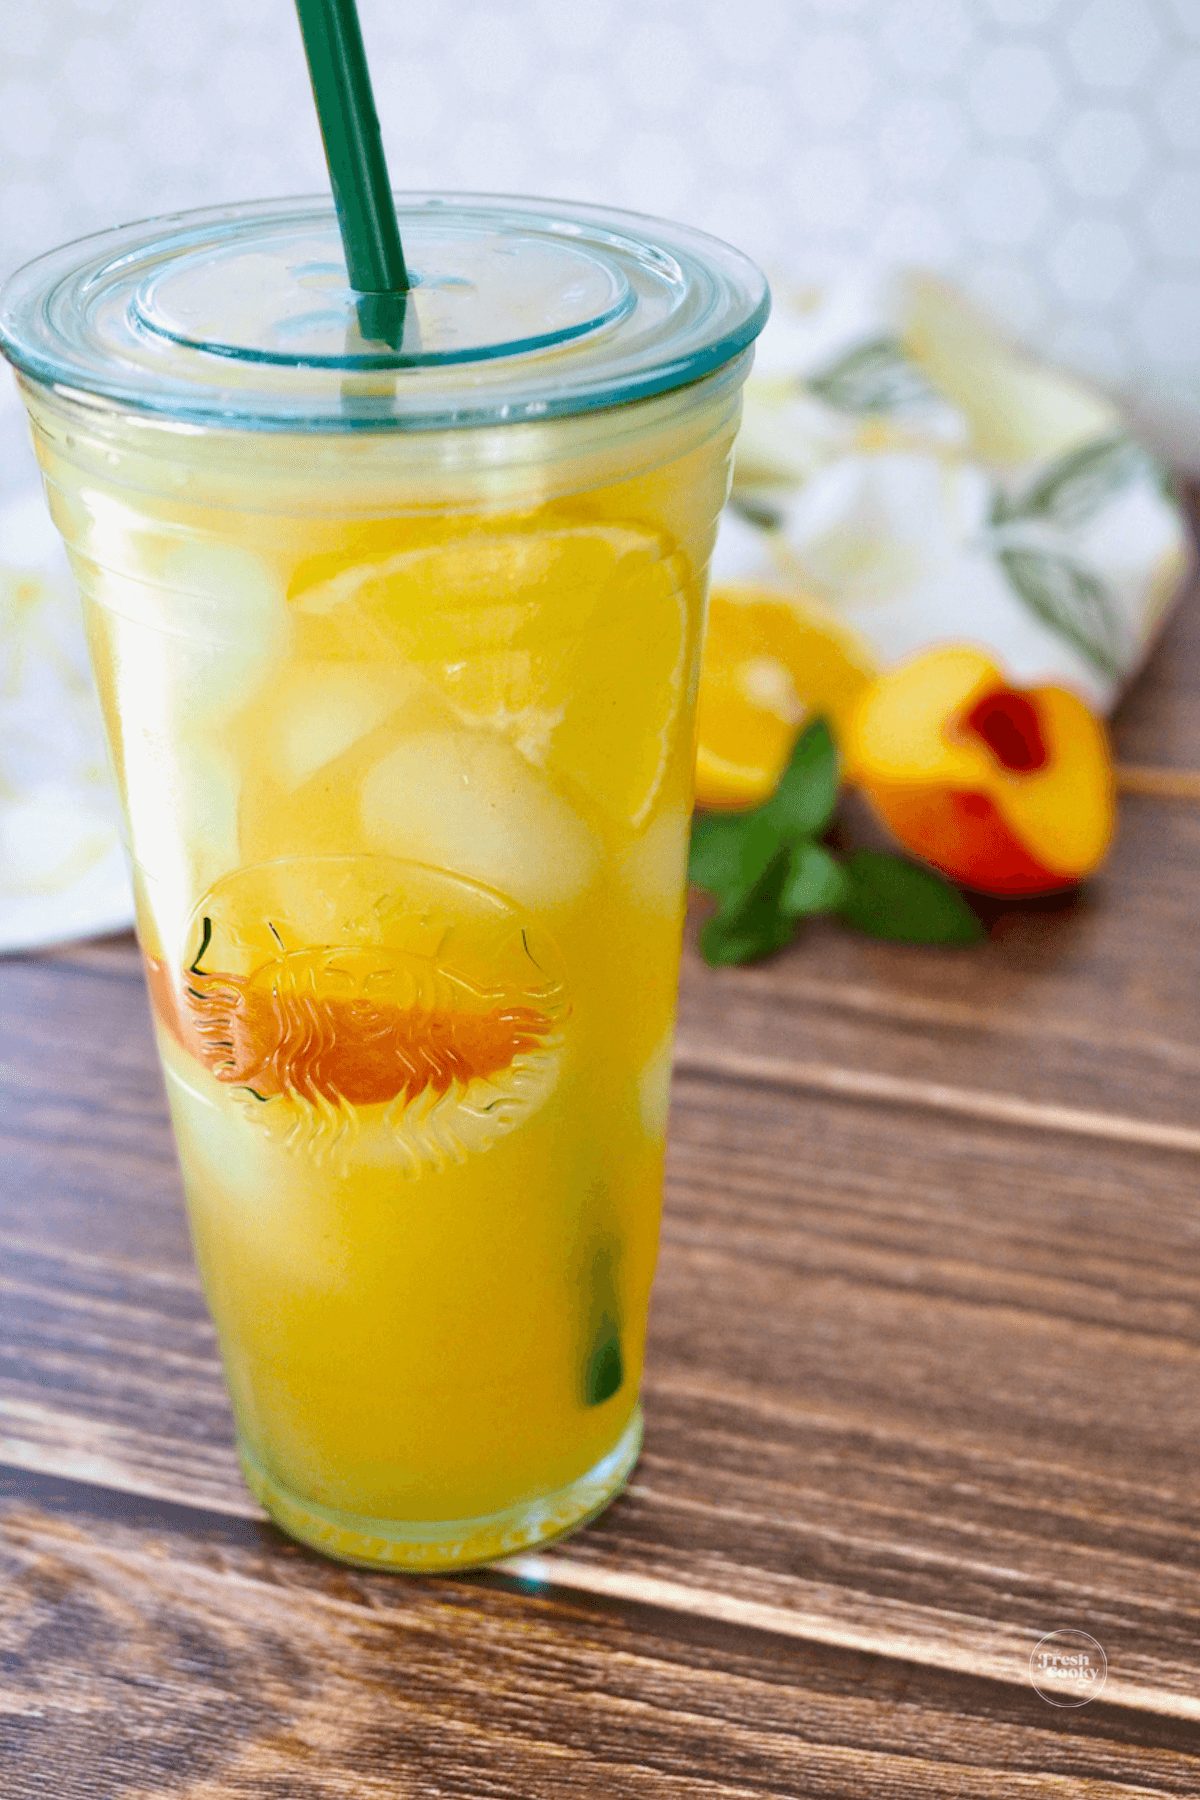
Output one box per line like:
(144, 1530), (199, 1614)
(0, 192), (770, 434)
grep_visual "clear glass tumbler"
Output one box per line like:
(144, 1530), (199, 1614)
(1, 195), (767, 1568)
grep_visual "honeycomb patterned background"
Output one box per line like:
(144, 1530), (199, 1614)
(4, 0), (1200, 462)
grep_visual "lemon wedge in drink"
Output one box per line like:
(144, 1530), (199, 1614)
(289, 519), (691, 834)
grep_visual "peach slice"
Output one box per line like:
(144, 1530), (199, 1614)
(846, 645), (1114, 895)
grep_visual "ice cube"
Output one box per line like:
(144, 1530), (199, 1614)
(617, 800), (690, 918)
(360, 729), (601, 912)
(94, 606), (242, 963)
(80, 532), (289, 725)
(268, 664), (420, 790)
(128, 736), (242, 969)
(638, 1026), (675, 1142)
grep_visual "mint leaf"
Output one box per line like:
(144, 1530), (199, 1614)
(763, 717), (839, 838)
(782, 841), (848, 918)
(689, 720), (839, 897)
(731, 812), (782, 894)
(583, 1322), (623, 1406)
(837, 851), (984, 945)
(581, 1245), (624, 1406)
(691, 720), (846, 964)
(689, 810), (779, 903)
(699, 849), (795, 966)
(691, 717), (987, 964)
(688, 812), (754, 896)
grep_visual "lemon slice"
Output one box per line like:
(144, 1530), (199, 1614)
(549, 549), (689, 830)
(695, 585), (877, 810)
(290, 519), (690, 832)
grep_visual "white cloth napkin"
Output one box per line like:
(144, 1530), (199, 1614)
(714, 271), (1191, 717)
(0, 382), (134, 953)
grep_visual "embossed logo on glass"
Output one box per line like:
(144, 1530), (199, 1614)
(146, 855), (567, 1172)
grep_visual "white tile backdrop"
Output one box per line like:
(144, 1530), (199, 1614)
(6, 0), (1200, 457)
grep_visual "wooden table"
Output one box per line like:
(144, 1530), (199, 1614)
(5, 591), (1200, 1796)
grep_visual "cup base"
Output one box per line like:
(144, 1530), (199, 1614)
(238, 1406), (643, 1572)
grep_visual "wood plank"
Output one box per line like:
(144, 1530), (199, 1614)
(0, 949), (188, 1269)
(5, 948), (1200, 1715)
(1116, 765), (1200, 799)
(4, 1469), (1200, 1798)
(5, 565), (1200, 1786)
(674, 788), (1200, 1134)
(675, 1042), (1200, 1153)
(1110, 548), (1200, 773)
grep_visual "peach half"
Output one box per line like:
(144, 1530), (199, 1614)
(845, 646), (1114, 896)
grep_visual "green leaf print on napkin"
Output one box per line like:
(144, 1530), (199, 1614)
(806, 337), (938, 416)
(996, 547), (1125, 681)
(993, 435), (1152, 531)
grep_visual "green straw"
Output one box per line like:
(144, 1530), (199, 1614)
(294, 0), (409, 344)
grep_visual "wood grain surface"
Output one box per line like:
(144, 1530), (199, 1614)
(4, 576), (1200, 1794)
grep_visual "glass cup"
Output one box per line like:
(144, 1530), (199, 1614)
(1, 195), (767, 1569)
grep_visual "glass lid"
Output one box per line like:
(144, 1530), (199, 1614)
(0, 194), (769, 432)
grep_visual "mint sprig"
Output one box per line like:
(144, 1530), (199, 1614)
(689, 719), (984, 965)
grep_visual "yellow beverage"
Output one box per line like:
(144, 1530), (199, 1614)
(4, 197), (766, 1566)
